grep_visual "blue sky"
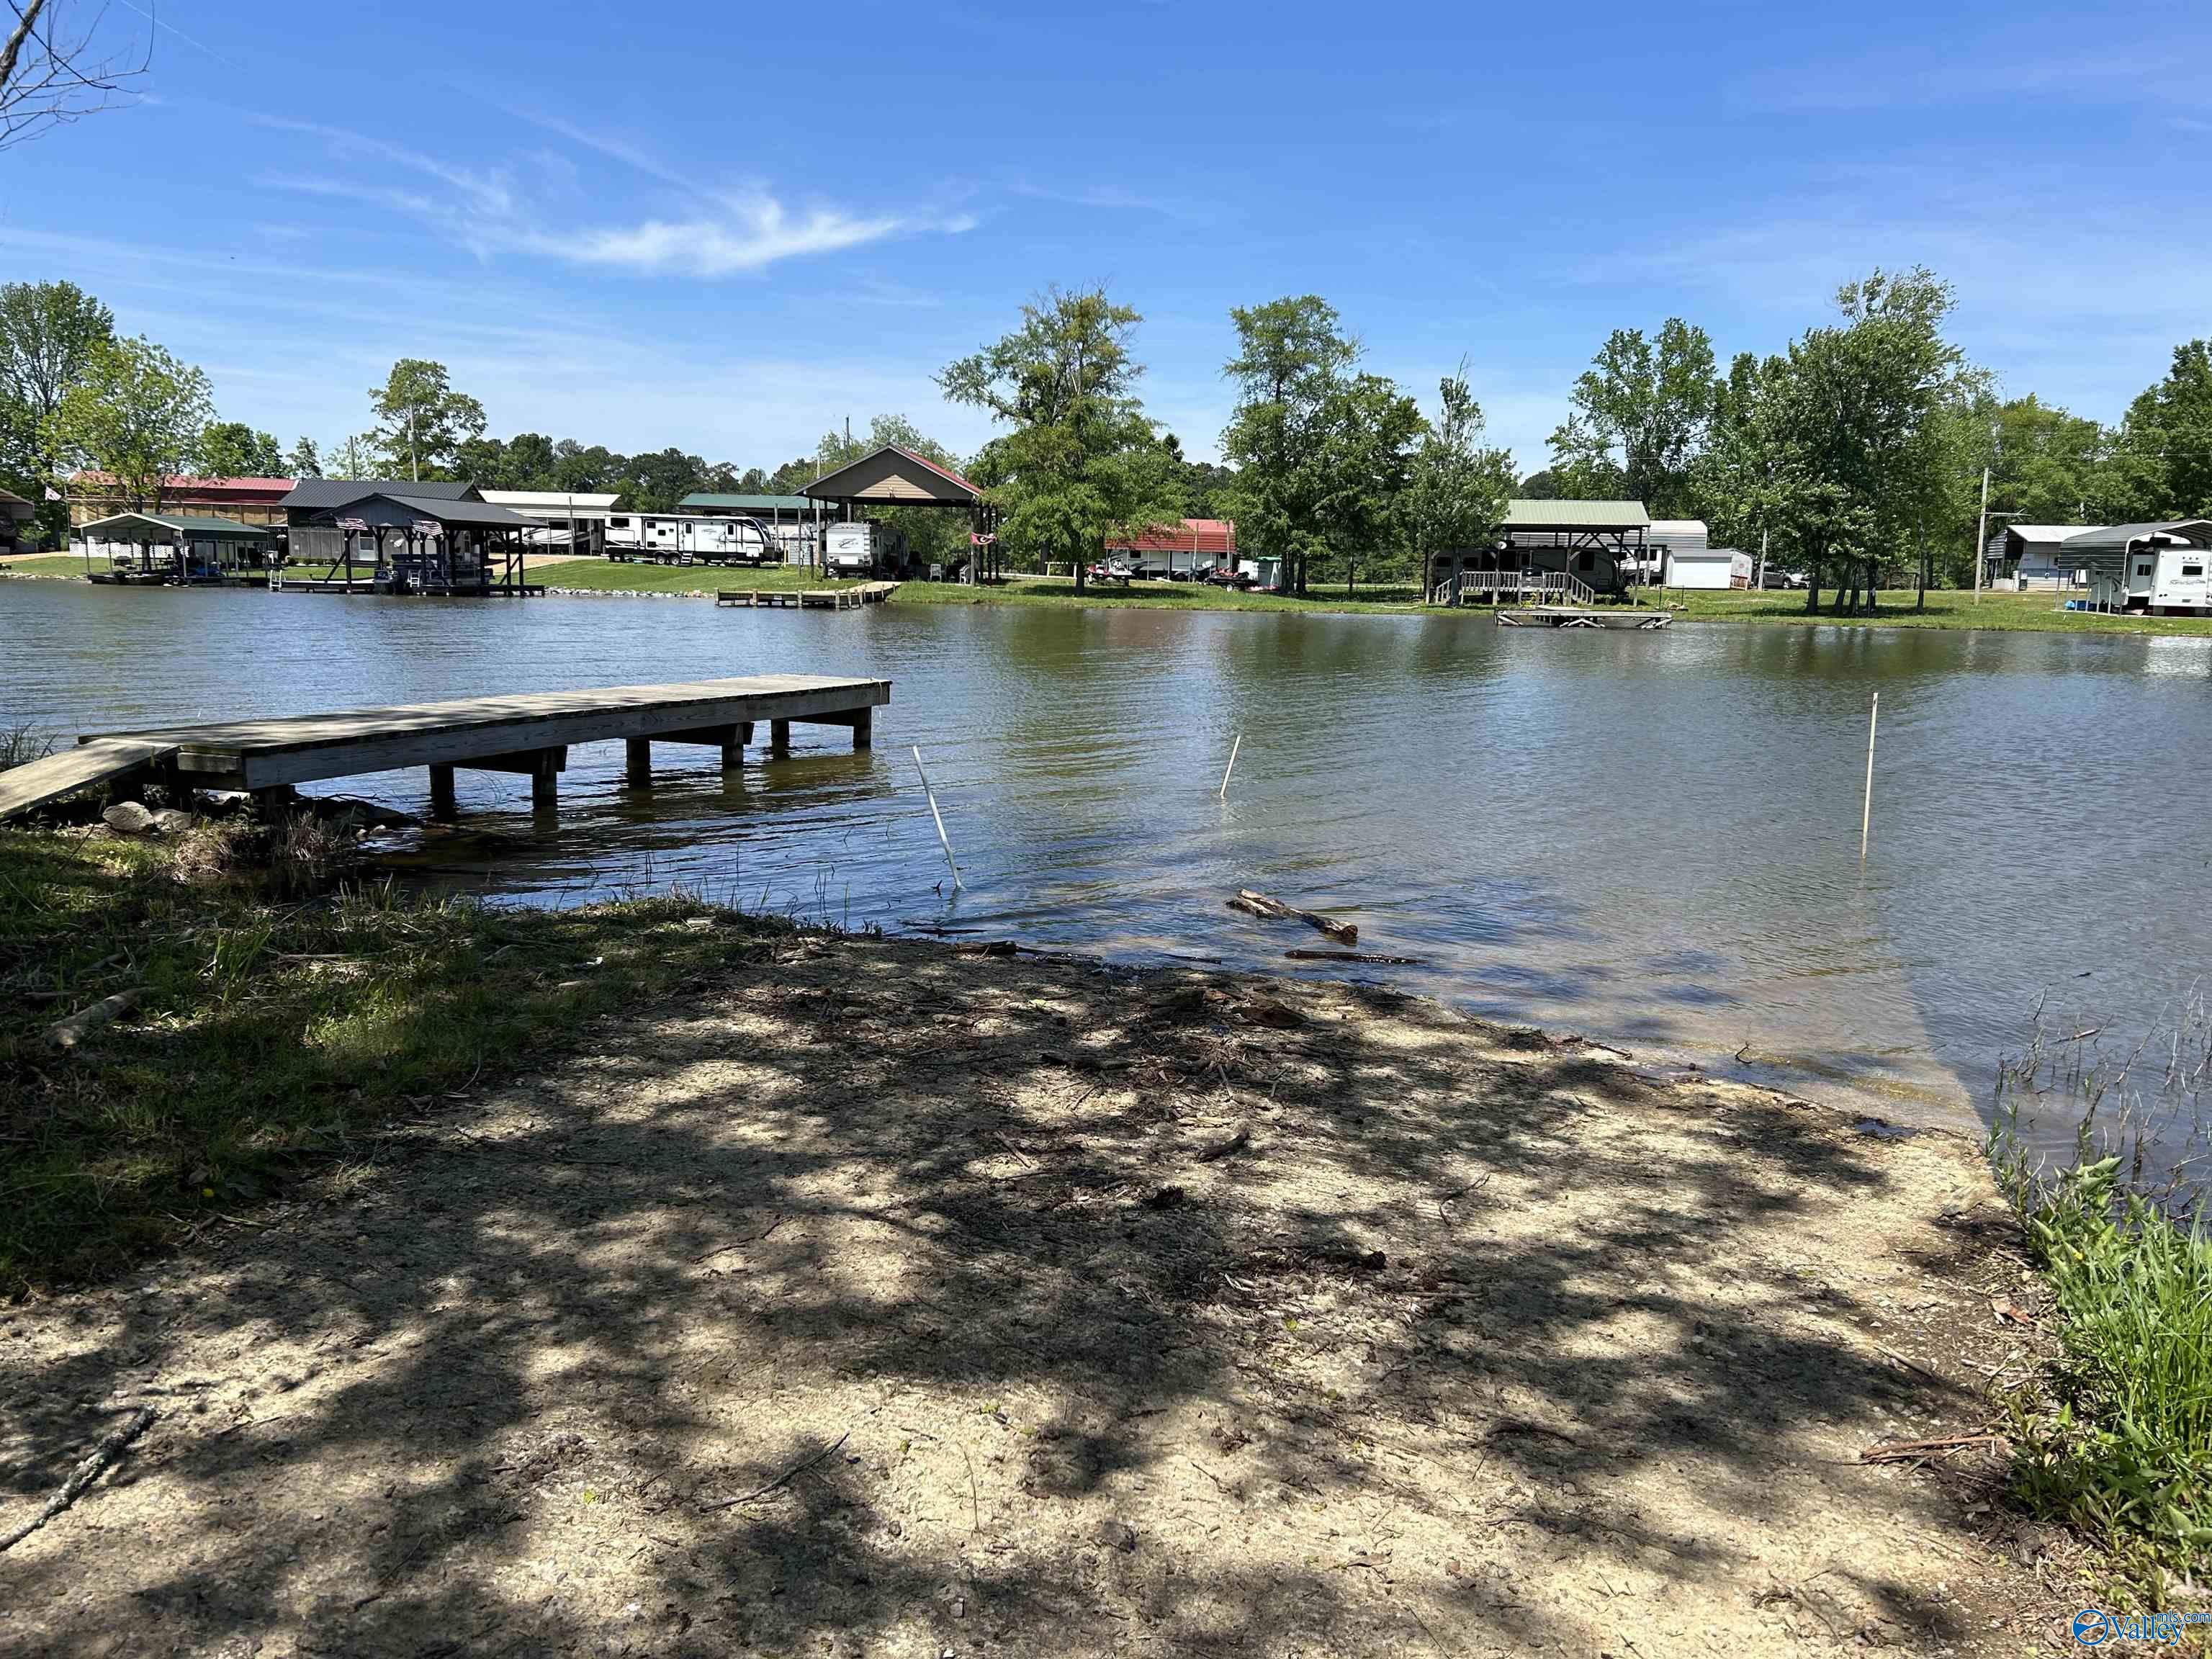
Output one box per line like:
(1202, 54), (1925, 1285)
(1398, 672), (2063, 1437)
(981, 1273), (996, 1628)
(2, 0), (2205, 473)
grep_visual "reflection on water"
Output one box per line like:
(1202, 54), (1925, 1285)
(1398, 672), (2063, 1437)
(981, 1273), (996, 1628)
(5, 580), (2210, 1153)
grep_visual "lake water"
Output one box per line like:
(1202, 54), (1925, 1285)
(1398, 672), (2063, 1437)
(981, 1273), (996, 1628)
(6, 579), (2210, 1154)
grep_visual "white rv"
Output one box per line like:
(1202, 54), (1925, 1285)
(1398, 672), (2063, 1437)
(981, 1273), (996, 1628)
(824, 521), (909, 577)
(604, 513), (779, 565)
(2067, 521), (2212, 614)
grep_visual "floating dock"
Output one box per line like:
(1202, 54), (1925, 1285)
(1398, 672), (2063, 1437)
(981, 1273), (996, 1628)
(717, 581), (896, 611)
(0, 675), (890, 825)
(1497, 606), (1674, 629)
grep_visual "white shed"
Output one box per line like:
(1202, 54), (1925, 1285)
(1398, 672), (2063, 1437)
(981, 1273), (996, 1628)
(1651, 519), (1744, 589)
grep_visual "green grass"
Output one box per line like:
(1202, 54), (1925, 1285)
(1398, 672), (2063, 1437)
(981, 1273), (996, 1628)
(1664, 585), (2212, 636)
(0, 822), (793, 1295)
(531, 557), (825, 594)
(1, 554), (112, 579)
(1995, 1141), (2212, 1591)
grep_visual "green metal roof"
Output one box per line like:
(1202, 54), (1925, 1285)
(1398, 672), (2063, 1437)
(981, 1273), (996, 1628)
(78, 512), (274, 540)
(678, 493), (814, 513)
(1503, 499), (1650, 530)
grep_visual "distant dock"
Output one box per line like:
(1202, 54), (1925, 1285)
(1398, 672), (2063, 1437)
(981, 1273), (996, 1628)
(717, 581), (896, 611)
(0, 675), (891, 825)
(1497, 606), (1675, 629)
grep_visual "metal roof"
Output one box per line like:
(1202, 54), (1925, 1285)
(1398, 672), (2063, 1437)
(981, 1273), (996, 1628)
(74, 472), (295, 495)
(678, 493), (814, 513)
(282, 478), (478, 510)
(804, 444), (982, 503)
(1109, 518), (1237, 554)
(77, 512), (274, 540)
(2062, 521), (2212, 557)
(482, 490), (621, 511)
(2008, 524), (2100, 545)
(379, 494), (537, 529)
(1647, 518), (1708, 536)
(1502, 499), (1650, 530)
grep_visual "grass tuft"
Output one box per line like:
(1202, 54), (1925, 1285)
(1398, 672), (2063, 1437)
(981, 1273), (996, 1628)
(1991, 995), (2212, 1593)
(0, 824), (796, 1295)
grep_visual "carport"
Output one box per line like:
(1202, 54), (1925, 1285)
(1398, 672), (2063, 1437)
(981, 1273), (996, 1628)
(801, 444), (1000, 582)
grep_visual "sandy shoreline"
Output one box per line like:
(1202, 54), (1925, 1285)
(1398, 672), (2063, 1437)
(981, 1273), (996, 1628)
(0, 927), (2072, 1655)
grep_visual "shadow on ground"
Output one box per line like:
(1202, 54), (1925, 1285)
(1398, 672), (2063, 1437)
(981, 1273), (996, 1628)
(0, 930), (2053, 1655)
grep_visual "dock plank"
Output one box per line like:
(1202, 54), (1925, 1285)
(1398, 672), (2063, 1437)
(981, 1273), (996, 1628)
(0, 737), (177, 823)
(82, 675), (891, 790)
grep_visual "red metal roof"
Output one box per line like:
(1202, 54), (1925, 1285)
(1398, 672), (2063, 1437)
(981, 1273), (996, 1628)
(72, 472), (296, 500)
(1108, 518), (1236, 555)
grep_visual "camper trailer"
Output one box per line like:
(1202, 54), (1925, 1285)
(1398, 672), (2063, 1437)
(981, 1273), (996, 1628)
(2066, 521), (2212, 615)
(824, 521), (910, 577)
(605, 513), (779, 565)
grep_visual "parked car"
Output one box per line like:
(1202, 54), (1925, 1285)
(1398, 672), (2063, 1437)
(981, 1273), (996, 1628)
(1758, 567), (1809, 590)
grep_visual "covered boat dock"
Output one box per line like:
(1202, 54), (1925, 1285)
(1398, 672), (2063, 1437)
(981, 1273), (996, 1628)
(75, 513), (276, 585)
(1425, 500), (1660, 605)
(277, 480), (542, 595)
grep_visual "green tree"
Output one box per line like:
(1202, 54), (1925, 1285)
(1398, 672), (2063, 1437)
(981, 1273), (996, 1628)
(2095, 341), (2212, 523)
(1722, 269), (1974, 613)
(1547, 318), (1717, 515)
(1219, 295), (1359, 595)
(617, 446), (708, 512)
(369, 359), (486, 482)
(285, 435), (322, 477)
(197, 420), (284, 477)
(1314, 372), (1424, 590)
(939, 286), (1180, 593)
(1401, 366), (1514, 591)
(0, 278), (113, 539)
(47, 335), (212, 513)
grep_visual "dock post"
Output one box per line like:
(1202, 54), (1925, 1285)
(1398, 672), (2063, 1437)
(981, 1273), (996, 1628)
(851, 707), (872, 750)
(770, 718), (791, 754)
(531, 754), (558, 820)
(625, 737), (652, 789)
(721, 727), (744, 771)
(429, 765), (457, 819)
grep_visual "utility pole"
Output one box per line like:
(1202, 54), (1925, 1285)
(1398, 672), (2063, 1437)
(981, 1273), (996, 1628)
(410, 408), (419, 482)
(1972, 464), (1990, 606)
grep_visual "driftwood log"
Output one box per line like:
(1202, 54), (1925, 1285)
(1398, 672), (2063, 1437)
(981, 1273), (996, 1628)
(1226, 889), (1357, 945)
(1284, 948), (1423, 966)
(43, 987), (145, 1053)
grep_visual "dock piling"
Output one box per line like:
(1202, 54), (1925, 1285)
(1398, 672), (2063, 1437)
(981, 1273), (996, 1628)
(770, 719), (791, 755)
(625, 737), (653, 789)
(429, 764), (457, 819)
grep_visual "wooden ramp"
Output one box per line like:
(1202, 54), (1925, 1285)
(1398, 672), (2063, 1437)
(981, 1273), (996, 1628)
(71, 674), (891, 821)
(0, 737), (177, 824)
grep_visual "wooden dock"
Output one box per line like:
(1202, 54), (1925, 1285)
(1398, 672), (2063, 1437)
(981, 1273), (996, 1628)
(0, 675), (890, 824)
(1497, 606), (1675, 629)
(717, 581), (896, 611)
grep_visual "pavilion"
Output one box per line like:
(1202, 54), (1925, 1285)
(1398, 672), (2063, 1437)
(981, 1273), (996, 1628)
(802, 445), (997, 581)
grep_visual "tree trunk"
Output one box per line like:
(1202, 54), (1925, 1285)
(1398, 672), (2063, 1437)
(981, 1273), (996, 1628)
(1803, 559), (1820, 614)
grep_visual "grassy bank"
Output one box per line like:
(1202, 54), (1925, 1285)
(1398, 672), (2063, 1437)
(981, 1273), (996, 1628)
(526, 557), (822, 594)
(0, 819), (781, 1295)
(1667, 586), (2212, 636)
(0, 553), (112, 578)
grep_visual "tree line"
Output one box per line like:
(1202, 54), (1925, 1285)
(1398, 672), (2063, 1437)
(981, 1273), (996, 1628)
(8, 272), (2211, 608)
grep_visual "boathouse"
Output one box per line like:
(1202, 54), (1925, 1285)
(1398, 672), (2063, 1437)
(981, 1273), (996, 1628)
(278, 479), (540, 595)
(1426, 500), (1654, 604)
(0, 486), (35, 552)
(73, 512), (276, 581)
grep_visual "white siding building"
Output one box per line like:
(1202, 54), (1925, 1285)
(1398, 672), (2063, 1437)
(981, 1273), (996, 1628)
(480, 490), (620, 554)
(1650, 519), (1750, 589)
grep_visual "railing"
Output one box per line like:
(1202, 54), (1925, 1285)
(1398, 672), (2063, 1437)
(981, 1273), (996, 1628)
(1439, 570), (1571, 606)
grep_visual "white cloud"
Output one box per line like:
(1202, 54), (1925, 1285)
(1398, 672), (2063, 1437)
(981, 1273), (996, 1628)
(541, 197), (906, 277)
